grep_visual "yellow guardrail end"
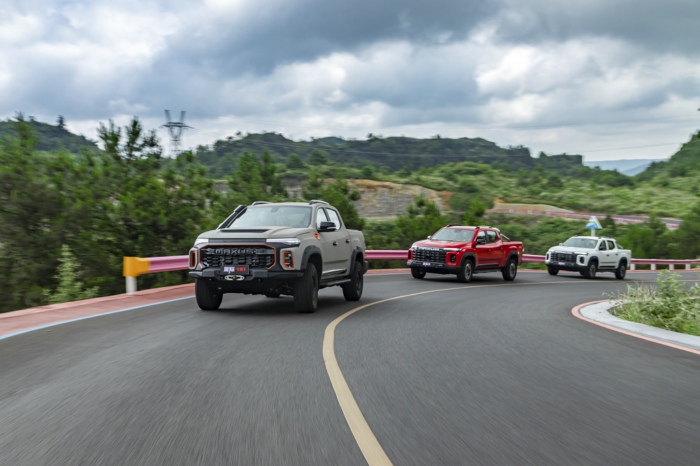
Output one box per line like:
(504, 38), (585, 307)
(123, 256), (150, 277)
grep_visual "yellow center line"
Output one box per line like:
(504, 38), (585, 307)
(322, 278), (662, 465)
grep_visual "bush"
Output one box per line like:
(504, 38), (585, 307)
(610, 271), (700, 336)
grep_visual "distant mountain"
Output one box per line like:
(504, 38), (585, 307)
(583, 159), (667, 176)
(195, 132), (586, 178)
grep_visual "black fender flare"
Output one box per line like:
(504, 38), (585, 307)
(506, 252), (521, 266)
(301, 245), (323, 274)
(460, 252), (477, 268)
(350, 248), (368, 274)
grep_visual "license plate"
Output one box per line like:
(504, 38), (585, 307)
(558, 262), (565, 266)
(422, 262), (432, 267)
(223, 265), (249, 275)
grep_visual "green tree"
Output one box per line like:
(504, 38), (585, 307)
(394, 196), (450, 247)
(674, 200), (700, 259)
(45, 245), (99, 304)
(286, 153), (305, 169)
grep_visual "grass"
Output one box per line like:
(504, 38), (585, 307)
(610, 271), (700, 336)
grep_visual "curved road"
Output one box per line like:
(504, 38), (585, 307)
(1, 271), (700, 465)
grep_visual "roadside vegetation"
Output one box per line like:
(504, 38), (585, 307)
(1, 114), (699, 313)
(610, 271), (700, 336)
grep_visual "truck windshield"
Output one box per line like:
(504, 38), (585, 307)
(432, 228), (475, 242)
(230, 206), (312, 228)
(563, 237), (597, 249)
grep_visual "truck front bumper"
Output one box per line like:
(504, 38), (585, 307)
(189, 268), (304, 281)
(407, 260), (460, 275)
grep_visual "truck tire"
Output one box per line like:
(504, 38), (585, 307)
(342, 261), (363, 301)
(583, 260), (597, 279)
(195, 279), (222, 311)
(457, 258), (473, 283)
(615, 261), (627, 280)
(547, 266), (559, 276)
(294, 263), (319, 313)
(411, 268), (426, 279)
(502, 258), (517, 281)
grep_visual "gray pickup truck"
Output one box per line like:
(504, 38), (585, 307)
(188, 200), (368, 313)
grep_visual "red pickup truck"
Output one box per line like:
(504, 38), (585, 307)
(407, 225), (524, 282)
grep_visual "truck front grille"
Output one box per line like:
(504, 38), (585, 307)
(201, 245), (275, 268)
(413, 247), (447, 263)
(551, 252), (576, 263)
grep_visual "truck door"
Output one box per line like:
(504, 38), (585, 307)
(316, 207), (351, 277)
(598, 240), (614, 268)
(604, 240), (619, 268)
(474, 230), (501, 268)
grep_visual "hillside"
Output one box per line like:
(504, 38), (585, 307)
(194, 132), (585, 178)
(0, 118), (101, 155)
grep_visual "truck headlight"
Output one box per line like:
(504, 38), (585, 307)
(267, 238), (301, 247)
(194, 238), (208, 246)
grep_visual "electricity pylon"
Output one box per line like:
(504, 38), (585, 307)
(162, 110), (192, 156)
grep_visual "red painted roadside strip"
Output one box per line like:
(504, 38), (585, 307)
(571, 300), (700, 356)
(0, 284), (195, 338)
(0, 269), (409, 338)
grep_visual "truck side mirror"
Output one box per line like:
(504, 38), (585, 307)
(475, 237), (486, 245)
(319, 221), (337, 232)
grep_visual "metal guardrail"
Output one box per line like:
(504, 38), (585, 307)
(123, 251), (699, 294)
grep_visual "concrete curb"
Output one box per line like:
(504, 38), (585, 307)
(576, 300), (700, 354)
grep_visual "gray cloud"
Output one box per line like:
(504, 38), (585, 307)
(0, 0), (698, 162)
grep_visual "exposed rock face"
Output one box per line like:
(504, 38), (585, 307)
(227, 179), (449, 220)
(347, 180), (449, 219)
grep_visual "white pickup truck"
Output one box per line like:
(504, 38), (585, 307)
(545, 236), (631, 279)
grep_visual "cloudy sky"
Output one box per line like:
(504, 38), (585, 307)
(2, 0), (699, 162)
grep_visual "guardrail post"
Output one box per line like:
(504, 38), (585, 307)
(687, 264), (691, 270)
(669, 264), (674, 271)
(126, 276), (137, 295)
(651, 264), (656, 271)
(631, 263), (636, 270)
(123, 256), (149, 294)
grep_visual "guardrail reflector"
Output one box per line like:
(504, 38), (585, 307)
(123, 256), (150, 277)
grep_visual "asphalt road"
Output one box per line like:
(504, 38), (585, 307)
(1, 271), (700, 465)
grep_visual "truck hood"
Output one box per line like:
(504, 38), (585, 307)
(196, 226), (312, 242)
(548, 246), (594, 254)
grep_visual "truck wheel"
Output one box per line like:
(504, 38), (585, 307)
(411, 268), (426, 279)
(342, 262), (363, 301)
(294, 263), (319, 313)
(502, 258), (517, 281)
(457, 258), (473, 283)
(583, 261), (597, 279)
(547, 266), (559, 276)
(195, 279), (222, 311)
(615, 262), (627, 280)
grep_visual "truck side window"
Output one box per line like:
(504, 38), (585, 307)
(487, 231), (498, 243)
(607, 240), (615, 250)
(326, 209), (342, 228)
(476, 231), (486, 244)
(316, 208), (329, 229)
(599, 241), (607, 251)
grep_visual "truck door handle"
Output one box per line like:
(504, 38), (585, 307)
(346, 239), (350, 243)
(333, 241), (338, 246)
